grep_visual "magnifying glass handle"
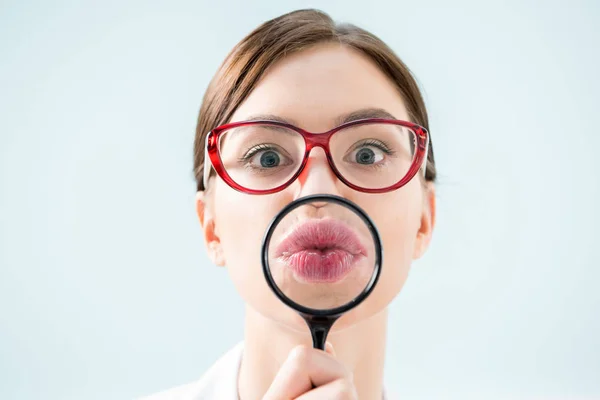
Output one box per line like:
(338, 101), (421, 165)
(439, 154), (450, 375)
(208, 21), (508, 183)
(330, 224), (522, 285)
(304, 315), (338, 351)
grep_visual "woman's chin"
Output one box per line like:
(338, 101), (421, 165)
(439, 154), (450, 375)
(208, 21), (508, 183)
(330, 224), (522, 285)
(254, 297), (390, 336)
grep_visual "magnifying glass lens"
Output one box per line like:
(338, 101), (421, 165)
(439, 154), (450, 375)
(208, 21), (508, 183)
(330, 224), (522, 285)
(266, 201), (376, 311)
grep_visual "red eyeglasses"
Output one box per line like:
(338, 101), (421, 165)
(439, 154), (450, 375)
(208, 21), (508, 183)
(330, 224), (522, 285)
(203, 118), (429, 194)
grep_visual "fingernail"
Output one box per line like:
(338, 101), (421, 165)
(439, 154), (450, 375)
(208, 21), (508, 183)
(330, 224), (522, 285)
(325, 342), (336, 356)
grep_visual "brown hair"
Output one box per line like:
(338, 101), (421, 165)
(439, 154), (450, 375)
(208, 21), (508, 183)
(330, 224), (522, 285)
(193, 9), (436, 191)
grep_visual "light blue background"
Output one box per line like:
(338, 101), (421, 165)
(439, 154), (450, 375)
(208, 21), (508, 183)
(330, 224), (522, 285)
(1, 1), (599, 399)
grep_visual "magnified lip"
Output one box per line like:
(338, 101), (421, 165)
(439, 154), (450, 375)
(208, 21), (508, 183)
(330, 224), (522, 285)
(274, 218), (368, 283)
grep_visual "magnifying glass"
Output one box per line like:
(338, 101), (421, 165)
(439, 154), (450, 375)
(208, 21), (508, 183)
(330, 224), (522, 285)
(261, 194), (383, 350)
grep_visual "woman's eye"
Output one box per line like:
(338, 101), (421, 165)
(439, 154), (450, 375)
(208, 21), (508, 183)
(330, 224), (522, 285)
(244, 146), (291, 169)
(255, 150), (281, 168)
(351, 146), (385, 165)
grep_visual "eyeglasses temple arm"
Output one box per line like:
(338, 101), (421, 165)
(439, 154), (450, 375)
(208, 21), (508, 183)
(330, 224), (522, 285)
(202, 133), (211, 190)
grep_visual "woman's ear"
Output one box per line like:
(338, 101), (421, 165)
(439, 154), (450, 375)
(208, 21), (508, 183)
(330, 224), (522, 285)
(413, 183), (436, 260)
(196, 190), (226, 267)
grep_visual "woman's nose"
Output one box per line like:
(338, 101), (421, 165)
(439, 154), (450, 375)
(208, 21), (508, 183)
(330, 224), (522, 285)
(293, 147), (341, 198)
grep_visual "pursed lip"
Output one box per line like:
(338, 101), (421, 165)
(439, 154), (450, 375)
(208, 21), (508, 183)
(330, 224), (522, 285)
(274, 218), (368, 283)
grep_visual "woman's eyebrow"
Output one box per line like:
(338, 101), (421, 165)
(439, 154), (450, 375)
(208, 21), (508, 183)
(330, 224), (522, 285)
(243, 114), (298, 125)
(335, 108), (398, 125)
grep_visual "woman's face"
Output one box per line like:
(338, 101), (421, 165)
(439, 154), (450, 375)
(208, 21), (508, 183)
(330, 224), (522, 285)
(197, 43), (435, 332)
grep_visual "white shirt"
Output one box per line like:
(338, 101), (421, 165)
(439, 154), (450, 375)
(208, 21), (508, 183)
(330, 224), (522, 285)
(140, 342), (395, 400)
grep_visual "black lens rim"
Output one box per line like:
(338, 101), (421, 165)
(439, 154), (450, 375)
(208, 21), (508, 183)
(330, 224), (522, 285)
(261, 194), (383, 317)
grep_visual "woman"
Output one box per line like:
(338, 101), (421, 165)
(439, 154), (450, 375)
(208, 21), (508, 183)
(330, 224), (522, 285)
(145, 8), (436, 400)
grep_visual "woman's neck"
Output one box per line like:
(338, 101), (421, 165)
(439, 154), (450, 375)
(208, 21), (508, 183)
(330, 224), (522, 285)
(238, 306), (388, 400)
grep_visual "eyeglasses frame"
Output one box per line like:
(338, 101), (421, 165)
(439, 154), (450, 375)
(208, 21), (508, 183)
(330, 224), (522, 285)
(202, 118), (429, 194)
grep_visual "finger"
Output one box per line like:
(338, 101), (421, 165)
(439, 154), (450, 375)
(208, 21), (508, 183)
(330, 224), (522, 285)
(294, 378), (358, 400)
(325, 342), (336, 357)
(263, 345), (351, 400)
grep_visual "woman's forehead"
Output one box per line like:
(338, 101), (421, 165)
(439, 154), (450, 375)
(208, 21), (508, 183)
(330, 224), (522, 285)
(229, 44), (410, 130)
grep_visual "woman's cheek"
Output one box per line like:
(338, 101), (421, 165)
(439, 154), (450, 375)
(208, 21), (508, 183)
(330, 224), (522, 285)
(214, 186), (294, 309)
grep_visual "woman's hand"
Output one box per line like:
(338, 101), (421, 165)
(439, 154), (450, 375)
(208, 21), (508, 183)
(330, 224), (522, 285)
(263, 343), (358, 400)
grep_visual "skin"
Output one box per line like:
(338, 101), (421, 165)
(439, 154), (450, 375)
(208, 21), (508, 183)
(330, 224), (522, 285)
(196, 43), (436, 399)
